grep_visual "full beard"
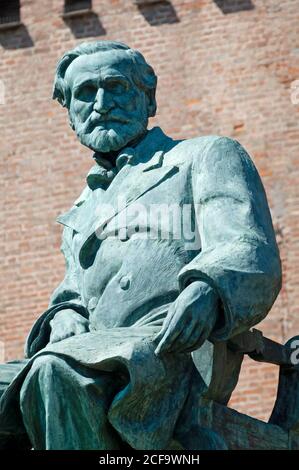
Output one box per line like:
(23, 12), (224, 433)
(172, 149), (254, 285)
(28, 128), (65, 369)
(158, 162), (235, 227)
(75, 118), (148, 154)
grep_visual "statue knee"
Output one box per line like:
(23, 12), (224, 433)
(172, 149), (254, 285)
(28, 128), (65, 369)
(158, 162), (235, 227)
(28, 354), (65, 378)
(20, 354), (65, 405)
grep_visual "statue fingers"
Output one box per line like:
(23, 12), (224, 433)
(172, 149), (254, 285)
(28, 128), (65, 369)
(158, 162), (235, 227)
(73, 322), (89, 335)
(153, 303), (177, 343)
(165, 322), (201, 354)
(49, 327), (76, 344)
(154, 319), (184, 356)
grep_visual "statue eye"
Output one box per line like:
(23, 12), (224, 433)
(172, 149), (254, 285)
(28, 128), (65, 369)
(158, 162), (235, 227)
(74, 84), (97, 102)
(105, 79), (128, 94)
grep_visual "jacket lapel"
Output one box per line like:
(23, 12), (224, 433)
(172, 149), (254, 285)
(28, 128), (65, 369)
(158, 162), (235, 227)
(56, 127), (180, 267)
(79, 153), (179, 268)
(56, 186), (104, 234)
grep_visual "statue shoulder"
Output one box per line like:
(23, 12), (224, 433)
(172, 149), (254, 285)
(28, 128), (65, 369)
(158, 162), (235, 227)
(165, 135), (240, 167)
(188, 135), (253, 170)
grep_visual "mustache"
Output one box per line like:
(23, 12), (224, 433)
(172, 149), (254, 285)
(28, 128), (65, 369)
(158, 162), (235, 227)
(84, 111), (131, 132)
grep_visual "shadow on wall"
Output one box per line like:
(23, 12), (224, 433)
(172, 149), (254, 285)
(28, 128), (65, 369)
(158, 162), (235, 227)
(63, 12), (106, 39)
(213, 0), (255, 14)
(137, 1), (179, 26)
(0, 24), (34, 49)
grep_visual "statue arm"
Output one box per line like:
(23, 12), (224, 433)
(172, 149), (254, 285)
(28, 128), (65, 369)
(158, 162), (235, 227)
(25, 225), (88, 358)
(178, 136), (282, 341)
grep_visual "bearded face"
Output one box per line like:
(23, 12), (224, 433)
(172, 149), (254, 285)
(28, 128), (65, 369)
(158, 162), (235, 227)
(65, 50), (150, 155)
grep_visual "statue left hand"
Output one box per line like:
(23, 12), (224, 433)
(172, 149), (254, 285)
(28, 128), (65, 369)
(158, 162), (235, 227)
(49, 309), (89, 344)
(154, 280), (219, 356)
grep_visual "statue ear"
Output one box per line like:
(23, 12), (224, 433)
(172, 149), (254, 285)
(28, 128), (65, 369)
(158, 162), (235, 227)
(147, 88), (157, 118)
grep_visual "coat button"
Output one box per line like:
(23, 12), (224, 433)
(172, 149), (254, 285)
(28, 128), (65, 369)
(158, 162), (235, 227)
(88, 297), (98, 311)
(119, 275), (131, 290)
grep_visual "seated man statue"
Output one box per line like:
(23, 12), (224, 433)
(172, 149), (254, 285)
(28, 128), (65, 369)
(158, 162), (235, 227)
(0, 40), (282, 450)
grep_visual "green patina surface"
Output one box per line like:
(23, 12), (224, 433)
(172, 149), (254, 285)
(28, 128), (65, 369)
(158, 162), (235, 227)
(0, 41), (282, 450)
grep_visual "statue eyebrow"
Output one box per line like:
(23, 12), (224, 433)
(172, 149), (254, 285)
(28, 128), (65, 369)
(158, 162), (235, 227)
(102, 75), (131, 85)
(72, 78), (97, 91)
(102, 75), (131, 87)
(72, 75), (130, 92)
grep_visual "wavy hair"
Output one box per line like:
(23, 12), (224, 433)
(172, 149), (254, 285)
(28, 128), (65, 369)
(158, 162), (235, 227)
(52, 40), (157, 117)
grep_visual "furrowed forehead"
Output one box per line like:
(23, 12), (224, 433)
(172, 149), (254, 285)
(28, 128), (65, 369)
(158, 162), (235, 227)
(65, 50), (136, 88)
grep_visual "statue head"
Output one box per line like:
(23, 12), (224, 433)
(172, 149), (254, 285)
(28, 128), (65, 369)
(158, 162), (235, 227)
(53, 41), (157, 155)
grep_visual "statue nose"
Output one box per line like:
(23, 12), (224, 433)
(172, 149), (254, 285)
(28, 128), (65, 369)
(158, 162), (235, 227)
(93, 88), (111, 114)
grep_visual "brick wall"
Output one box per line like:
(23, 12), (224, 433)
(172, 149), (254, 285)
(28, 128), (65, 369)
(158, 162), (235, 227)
(0, 0), (298, 422)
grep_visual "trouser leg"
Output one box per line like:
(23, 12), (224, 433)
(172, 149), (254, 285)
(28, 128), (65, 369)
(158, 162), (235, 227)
(20, 354), (125, 450)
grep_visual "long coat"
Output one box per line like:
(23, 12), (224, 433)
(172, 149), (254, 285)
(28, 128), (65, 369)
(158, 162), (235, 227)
(0, 127), (282, 449)
(26, 126), (281, 351)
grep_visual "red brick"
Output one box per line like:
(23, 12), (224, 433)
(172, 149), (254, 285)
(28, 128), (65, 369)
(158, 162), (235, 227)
(0, 0), (299, 423)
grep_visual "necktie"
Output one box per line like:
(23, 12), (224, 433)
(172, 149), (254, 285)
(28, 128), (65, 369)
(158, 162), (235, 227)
(86, 149), (136, 190)
(86, 154), (117, 190)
